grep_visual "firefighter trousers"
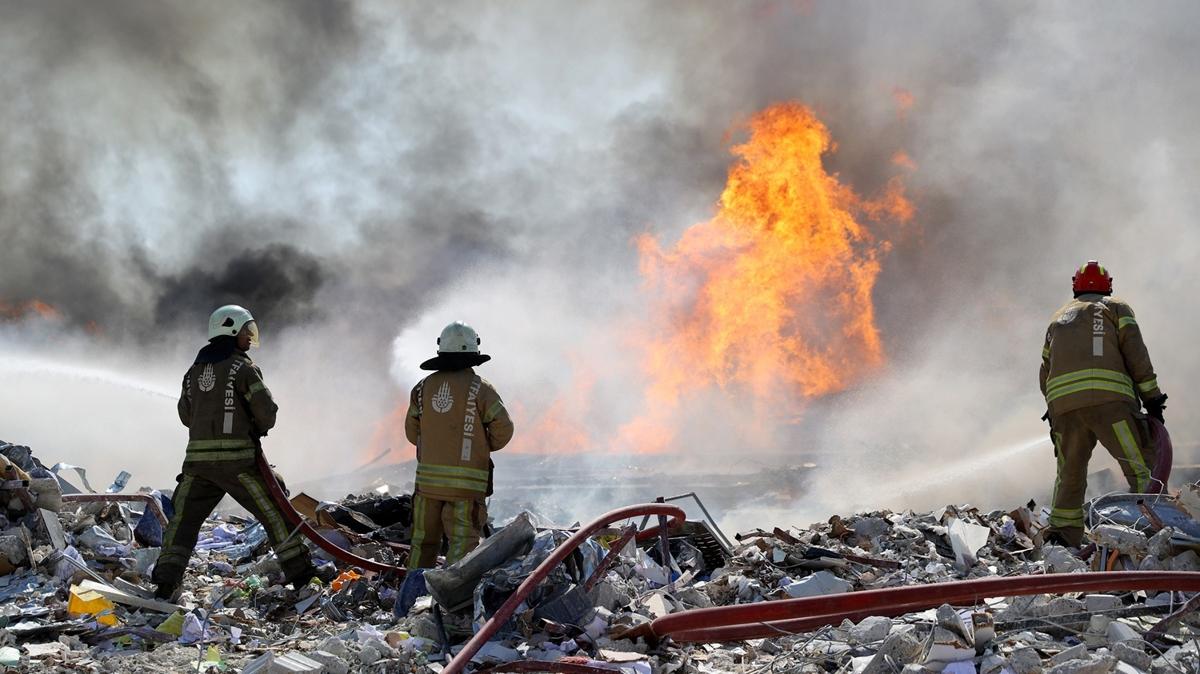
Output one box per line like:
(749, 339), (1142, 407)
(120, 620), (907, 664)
(153, 458), (315, 590)
(407, 493), (486, 569)
(1048, 402), (1157, 546)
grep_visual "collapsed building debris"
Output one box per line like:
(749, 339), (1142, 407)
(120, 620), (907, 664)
(0, 437), (1200, 672)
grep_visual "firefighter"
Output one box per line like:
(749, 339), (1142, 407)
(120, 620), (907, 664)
(1040, 261), (1167, 547)
(405, 321), (514, 569)
(153, 305), (319, 600)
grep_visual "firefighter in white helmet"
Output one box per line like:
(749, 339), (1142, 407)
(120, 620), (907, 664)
(405, 321), (514, 569)
(154, 305), (319, 600)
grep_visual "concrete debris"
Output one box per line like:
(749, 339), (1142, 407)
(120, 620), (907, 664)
(1110, 642), (1152, 671)
(1049, 644), (1089, 666)
(1089, 525), (1148, 557)
(1084, 594), (1123, 613)
(1167, 549), (1200, 572)
(1009, 647), (1043, 674)
(3, 437), (1200, 673)
(1042, 545), (1089, 574)
(850, 615), (894, 644)
(863, 629), (925, 674)
(1044, 655), (1116, 674)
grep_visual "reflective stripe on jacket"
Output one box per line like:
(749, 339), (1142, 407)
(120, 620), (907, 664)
(1039, 295), (1162, 416)
(404, 368), (514, 498)
(178, 352), (277, 462)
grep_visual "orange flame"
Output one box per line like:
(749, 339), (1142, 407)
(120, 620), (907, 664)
(891, 150), (917, 171)
(366, 102), (914, 460)
(364, 402), (411, 463)
(892, 87), (915, 119)
(632, 102), (912, 425)
(0, 299), (62, 321)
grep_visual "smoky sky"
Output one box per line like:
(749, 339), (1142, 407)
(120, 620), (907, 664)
(3, 0), (1200, 496)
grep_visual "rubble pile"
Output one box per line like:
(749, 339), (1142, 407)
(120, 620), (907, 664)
(0, 437), (1199, 673)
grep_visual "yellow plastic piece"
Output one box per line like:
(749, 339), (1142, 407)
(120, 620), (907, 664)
(68, 586), (119, 627)
(156, 610), (185, 637)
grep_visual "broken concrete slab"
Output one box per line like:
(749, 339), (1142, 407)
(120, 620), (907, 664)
(1104, 621), (1140, 645)
(1049, 644), (1089, 667)
(850, 615), (893, 644)
(1084, 594), (1122, 613)
(1167, 550), (1200, 572)
(1110, 642), (1151, 671)
(1089, 525), (1148, 556)
(308, 650), (349, 674)
(863, 630), (924, 674)
(1044, 655), (1116, 674)
(1043, 545), (1088, 573)
(1008, 647), (1044, 674)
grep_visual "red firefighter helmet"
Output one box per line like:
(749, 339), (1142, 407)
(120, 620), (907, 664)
(1072, 260), (1113, 295)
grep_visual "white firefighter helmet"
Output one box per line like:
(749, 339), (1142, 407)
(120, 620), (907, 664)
(437, 321), (481, 353)
(208, 305), (260, 346)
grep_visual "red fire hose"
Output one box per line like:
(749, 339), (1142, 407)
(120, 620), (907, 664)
(634, 571), (1200, 643)
(1149, 418), (1173, 494)
(256, 452), (408, 575)
(444, 503), (686, 674)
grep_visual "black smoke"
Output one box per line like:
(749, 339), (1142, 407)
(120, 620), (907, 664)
(154, 244), (326, 332)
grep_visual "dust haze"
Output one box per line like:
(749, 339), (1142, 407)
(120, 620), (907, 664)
(2, 2), (1198, 531)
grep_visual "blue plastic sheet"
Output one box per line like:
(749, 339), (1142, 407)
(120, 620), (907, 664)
(394, 568), (428, 618)
(133, 491), (173, 547)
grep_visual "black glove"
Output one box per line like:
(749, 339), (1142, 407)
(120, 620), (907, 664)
(1144, 394), (1168, 424)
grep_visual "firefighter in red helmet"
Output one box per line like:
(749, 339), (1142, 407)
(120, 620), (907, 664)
(1039, 261), (1167, 546)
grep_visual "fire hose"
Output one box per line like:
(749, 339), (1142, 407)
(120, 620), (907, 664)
(444, 503), (686, 674)
(624, 571), (1200, 643)
(255, 452), (408, 576)
(1149, 417), (1173, 494)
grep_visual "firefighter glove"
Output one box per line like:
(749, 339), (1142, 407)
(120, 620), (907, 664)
(1144, 394), (1168, 423)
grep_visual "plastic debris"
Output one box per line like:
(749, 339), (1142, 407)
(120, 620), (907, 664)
(329, 569), (362, 592)
(946, 517), (990, 569)
(68, 585), (119, 627)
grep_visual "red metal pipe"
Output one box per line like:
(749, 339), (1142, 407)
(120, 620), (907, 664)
(62, 493), (169, 527)
(255, 452), (408, 576)
(642, 571), (1200, 643)
(445, 503), (686, 674)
